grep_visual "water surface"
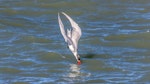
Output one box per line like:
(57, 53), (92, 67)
(0, 0), (150, 84)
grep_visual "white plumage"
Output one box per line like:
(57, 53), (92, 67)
(58, 12), (82, 64)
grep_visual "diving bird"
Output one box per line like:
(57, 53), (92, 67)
(58, 12), (82, 65)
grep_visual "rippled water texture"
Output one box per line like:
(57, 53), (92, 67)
(1, 0), (150, 84)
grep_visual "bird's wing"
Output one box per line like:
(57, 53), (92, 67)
(58, 13), (68, 42)
(62, 12), (82, 50)
(58, 13), (74, 47)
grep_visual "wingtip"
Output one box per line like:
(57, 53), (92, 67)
(58, 12), (65, 16)
(61, 12), (67, 16)
(58, 12), (61, 19)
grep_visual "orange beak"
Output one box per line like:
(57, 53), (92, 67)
(77, 60), (81, 65)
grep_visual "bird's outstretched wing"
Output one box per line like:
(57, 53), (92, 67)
(62, 12), (82, 50)
(58, 13), (68, 42)
(58, 13), (74, 47)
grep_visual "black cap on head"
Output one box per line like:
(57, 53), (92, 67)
(78, 57), (80, 61)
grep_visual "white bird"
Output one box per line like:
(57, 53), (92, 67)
(58, 12), (82, 64)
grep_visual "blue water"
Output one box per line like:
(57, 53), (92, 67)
(0, 0), (150, 84)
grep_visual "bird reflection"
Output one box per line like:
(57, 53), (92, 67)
(68, 64), (81, 78)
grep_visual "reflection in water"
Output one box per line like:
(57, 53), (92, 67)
(66, 64), (91, 83)
(1, 0), (150, 83)
(68, 64), (81, 78)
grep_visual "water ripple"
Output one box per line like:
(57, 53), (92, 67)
(1, 0), (150, 84)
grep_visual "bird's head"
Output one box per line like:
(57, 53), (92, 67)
(77, 56), (81, 65)
(74, 54), (81, 65)
(68, 45), (81, 65)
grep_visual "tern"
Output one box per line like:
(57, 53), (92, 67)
(58, 12), (82, 65)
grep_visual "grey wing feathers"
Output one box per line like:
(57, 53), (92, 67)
(58, 13), (74, 47)
(58, 13), (68, 42)
(62, 12), (82, 50)
(71, 30), (81, 50)
(61, 12), (82, 36)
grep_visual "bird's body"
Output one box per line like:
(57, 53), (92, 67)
(58, 12), (82, 64)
